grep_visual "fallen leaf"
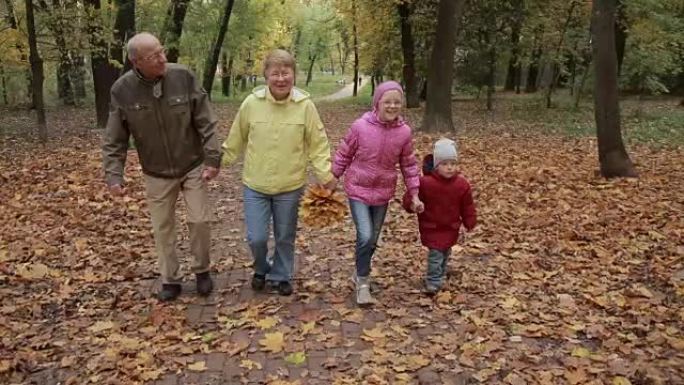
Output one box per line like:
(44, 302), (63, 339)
(256, 316), (280, 330)
(260, 331), (285, 353)
(613, 377), (632, 385)
(88, 321), (115, 333)
(240, 359), (262, 370)
(187, 361), (207, 372)
(284, 351), (306, 365)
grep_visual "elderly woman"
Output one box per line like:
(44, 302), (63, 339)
(222, 49), (336, 296)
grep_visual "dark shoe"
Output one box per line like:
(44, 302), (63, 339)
(157, 284), (181, 301)
(277, 281), (293, 296)
(251, 274), (266, 291)
(196, 272), (213, 296)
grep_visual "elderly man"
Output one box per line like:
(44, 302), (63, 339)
(103, 32), (221, 301)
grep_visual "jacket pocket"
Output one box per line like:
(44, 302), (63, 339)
(124, 103), (154, 140)
(168, 94), (190, 115)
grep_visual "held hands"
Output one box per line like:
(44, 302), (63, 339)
(202, 166), (220, 182)
(317, 176), (338, 195)
(411, 195), (425, 213)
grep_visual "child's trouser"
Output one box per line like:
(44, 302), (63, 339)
(426, 248), (451, 288)
(348, 199), (388, 277)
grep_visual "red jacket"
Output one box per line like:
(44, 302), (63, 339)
(402, 155), (477, 251)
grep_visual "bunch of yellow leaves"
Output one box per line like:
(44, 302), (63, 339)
(299, 185), (347, 227)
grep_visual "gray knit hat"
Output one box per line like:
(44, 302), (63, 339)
(433, 138), (458, 166)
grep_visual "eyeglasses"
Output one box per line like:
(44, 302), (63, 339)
(141, 47), (167, 62)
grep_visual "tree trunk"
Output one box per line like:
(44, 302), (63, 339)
(615, 0), (627, 76)
(591, 0), (636, 178)
(57, 57), (75, 106)
(352, 0), (359, 97)
(422, 0), (464, 132)
(306, 54), (316, 86)
(71, 53), (87, 102)
(486, 45), (496, 111)
(329, 51), (335, 75)
(26, 0), (47, 141)
(504, 1), (523, 92)
(545, 0), (579, 108)
(574, 55), (592, 108)
(525, 28), (543, 93)
(201, 0), (235, 99)
(0, 63), (7, 105)
(221, 51), (230, 96)
(86, 0), (125, 127)
(163, 0), (190, 63)
(112, 0), (135, 72)
(240, 75), (246, 91)
(397, 0), (419, 108)
(3, 0), (32, 105)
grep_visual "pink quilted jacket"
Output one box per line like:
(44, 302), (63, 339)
(332, 111), (420, 206)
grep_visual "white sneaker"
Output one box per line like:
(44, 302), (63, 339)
(355, 276), (374, 305)
(351, 271), (379, 293)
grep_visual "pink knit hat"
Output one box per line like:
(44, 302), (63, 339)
(372, 81), (404, 111)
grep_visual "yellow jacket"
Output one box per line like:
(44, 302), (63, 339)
(222, 86), (333, 194)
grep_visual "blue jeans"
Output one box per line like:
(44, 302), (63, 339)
(243, 185), (303, 282)
(349, 199), (388, 277)
(426, 248), (451, 288)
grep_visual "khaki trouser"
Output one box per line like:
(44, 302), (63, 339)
(144, 165), (212, 284)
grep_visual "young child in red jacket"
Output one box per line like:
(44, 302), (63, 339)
(402, 138), (477, 294)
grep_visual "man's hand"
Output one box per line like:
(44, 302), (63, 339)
(411, 195), (425, 213)
(202, 166), (219, 182)
(108, 184), (125, 197)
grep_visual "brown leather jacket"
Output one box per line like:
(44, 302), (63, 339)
(103, 64), (220, 185)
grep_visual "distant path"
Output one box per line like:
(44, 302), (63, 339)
(317, 76), (370, 102)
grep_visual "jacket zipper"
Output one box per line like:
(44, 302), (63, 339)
(152, 94), (176, 176)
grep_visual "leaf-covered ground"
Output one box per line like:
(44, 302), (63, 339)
(0, 101), (682, 385)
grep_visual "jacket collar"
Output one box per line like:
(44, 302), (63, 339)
(252, 86), (310, 104)
(362, 111), (405, 128)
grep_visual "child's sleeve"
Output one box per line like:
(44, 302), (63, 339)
(461, 181), (477, 230)
(331, 121), (359, 178)
(401, 189), (414, 213)
(399, 136), (420, 198)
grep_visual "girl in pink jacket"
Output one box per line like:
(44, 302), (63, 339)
(331, 81), (424, 305)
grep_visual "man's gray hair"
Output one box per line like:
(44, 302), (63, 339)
(127, 32), (157, 61)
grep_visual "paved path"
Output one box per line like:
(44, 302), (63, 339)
(316, 76), (370, 102)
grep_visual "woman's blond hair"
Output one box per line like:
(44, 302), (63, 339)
(263, 49), (296, 76)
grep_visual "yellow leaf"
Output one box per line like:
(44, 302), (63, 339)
(89, 321), (115, 333)
(501, 296), (521, 309)
(301, 321), (316, 334)
(259, 332), (285, 353)
(140, 369), (162, 381)
(256, 316), (279, 330)
(405, 355), (429, 371)
(362, 327), (386, 340)
(188, 361), (207, 372)
(571, 347), (591, 358)
(284, 351), (306, 365)
(240, 359), (262, 370)
(613, 377), (632, 385)
(16, 263), (49, 279)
